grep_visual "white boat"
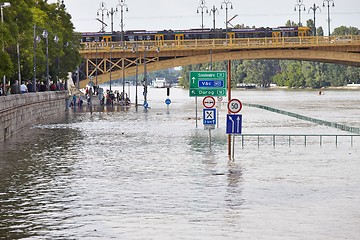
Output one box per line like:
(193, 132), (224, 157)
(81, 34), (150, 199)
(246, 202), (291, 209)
(153, 78), (166, 88)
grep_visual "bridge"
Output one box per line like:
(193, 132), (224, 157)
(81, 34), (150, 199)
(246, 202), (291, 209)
(79, 35), (360, 88)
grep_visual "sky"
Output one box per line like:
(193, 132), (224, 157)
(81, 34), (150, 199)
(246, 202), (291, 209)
(50, 0), (360, 33)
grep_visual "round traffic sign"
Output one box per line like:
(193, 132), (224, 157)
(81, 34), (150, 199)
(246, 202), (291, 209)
(228, 99), (243, 113)
(217, 96), (223, 102)
(203, 96), (216, 108)
(143, 101), (149, 109)
(165, 98), (171, 105)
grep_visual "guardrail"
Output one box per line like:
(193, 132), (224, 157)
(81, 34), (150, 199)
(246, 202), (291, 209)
(80, 35), (360, 52)
(244, 103), (360, 134)
(236, 134), (359, 148)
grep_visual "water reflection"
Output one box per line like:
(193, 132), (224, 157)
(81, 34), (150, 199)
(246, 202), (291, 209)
(0, 89), (360, 239)
(0, 126), (84, 239)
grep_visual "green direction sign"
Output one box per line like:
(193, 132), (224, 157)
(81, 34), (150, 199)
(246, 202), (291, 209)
(189, 71), (227, 97)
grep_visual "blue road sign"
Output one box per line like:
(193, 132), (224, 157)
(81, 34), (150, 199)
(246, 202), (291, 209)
(165, 98), (171, 105)
(199, 80), (224, 88)
(144, 101), (149, 109)
(226, 114), (242, 134)
(203, 108), (216, 125)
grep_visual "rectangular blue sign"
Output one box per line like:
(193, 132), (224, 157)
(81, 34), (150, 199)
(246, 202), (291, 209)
(226, 114), (242, 134)
(203, 108), (216, 125)
(198, 80), (224, 88)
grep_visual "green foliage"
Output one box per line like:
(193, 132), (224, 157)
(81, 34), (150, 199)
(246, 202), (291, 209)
(1, 0), (81, 84)
(333, 26), (360, 35)
(317, 26), (324, 36)
(0, 51), (14, 77)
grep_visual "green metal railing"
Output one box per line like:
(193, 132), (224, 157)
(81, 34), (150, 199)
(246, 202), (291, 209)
(244, 103), (360, 134)
(238, 134), (359, 148)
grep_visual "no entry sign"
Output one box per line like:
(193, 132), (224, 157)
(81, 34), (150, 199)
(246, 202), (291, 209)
(203, 96), (216, 108)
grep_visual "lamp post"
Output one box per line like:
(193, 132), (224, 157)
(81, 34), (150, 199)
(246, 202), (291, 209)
(42, 30), (49, 90)
(221, 0), (233, 39)
(33, 26), (40, 92)
(107, 7), (117, 33)
(294, 0), (306, 26)
(97, 2), (108, 32)
(323, 0), (335, 36)
(209, 5), (219, 39)
(121, 45), (126, 102)
(1, 2), (10, 95)
(109, 44), (113, 92)
(197, 0), (208, 29)
(117, 0), (128, 102)
(131, 44), (139, 109)
(308, 3), (321, 36)
(143, 45), (149, 109)
(41, 30), (59, 91)
(62, 42), (69, 90)
(95, 42), (98, 86)
(117, 0), (128, 43)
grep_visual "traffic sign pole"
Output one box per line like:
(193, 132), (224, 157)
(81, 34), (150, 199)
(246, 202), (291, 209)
(195, 97), (198, 128)
(228, 61), (232, 159)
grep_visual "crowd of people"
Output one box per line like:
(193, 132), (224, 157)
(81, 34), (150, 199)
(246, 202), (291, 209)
(0, 80), (65, 96)
(69, 86), (131, 108)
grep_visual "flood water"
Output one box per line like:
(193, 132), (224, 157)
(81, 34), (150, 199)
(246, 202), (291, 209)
(1, 88), (360, 240)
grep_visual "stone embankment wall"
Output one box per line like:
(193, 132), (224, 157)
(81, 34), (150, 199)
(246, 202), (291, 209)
(0, 92), (68, 142)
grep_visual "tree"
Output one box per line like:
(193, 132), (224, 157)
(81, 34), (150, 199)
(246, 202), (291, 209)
(317, 26), (324, 36)
(306, 19), (316, 36)
(1, 0), (81, 86)
(239, 60), (277, 87)
(285, 20), (298, 27)
(332, 26), (360, 35)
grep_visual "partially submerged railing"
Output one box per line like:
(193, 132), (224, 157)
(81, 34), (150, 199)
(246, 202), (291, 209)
(237, 134), (359, 148)
(244, 103), (360, 134)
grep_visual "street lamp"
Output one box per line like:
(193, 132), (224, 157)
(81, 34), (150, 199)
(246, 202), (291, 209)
(294, 0), (306, 26)
(107, 7), (117, 33)
(57, 41), (69, 90)
(323, 0), (335, 36)
(209, 5), (219, 39)
(121, 45), (126, 102)
(220, 0), (233, 39)
(97, 2), (108, 32)
(143, 45), (149, 110)
(41, 30), (59, 91)
(95, 42), (98, 86)
(33, 26), (40, 92)
(109, 44), (113, 92)
(308, 3), (321, 36)
(1, 2), (11, 95)
(131, 44), (139, 109)
(197, 0), (208, 30)
(116, 0), (128, 43)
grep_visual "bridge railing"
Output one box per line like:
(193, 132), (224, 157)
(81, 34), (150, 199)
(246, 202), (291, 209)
(80, 35), (360, 53)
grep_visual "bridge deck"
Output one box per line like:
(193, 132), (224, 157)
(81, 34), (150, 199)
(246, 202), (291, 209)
(81, 35), (360, 52)
(78, 35), (360, 88)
